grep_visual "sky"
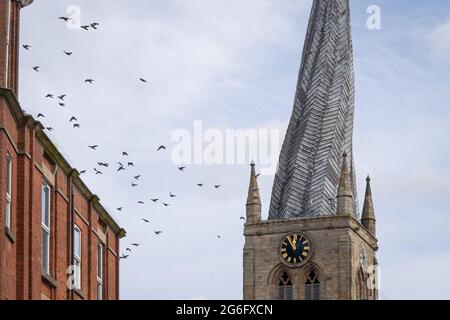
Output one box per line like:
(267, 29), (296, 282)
(18, 0), (450, 300)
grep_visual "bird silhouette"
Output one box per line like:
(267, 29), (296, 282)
(69, 116), (77, 122)
(119, 254), (129, 260)
(178, 167), (186, 171)
(128, 162), (134, 167)
(122, 152), (129, 156)
(23, 45), (31, 50)
(63, 51), (73, 56)
(85, 79), (95, 84)
(45, 127), (54, 132)
(37, 113), (45, 118)
(58, 94), (66, 100)
(157, 145), (166, 151)
(162, 203), (170, 207)
(91, 22), (100, 29)
(126, 248), (132, 253)
(131, 243), (140, 247)
(214, 185), (222, 189)
(45, 94), (53, 98)
(240, 217), (246, 220)
(138, 201), (145, 205)
(139, 78), (147, 83)
(151, 199), (159, 203)
(197, 184), (204, 187)
(89, 145), (99, 150)
(33, 66), (40, 72)
(79, 170), (86, 174)
(73, 124), (81, 128)
(59, 103), (66, 107)
(81, 25), (90, 31)
(117, 207), (123, 211)
(142, 219), (150, 223)
(134, 175), (141, 180)
(58, 16), (71, 22)
(94, 168), (103, 175)
(131, 182), (138, 187)
(169, 193), (177, 198)
(154, 231), (162, 236)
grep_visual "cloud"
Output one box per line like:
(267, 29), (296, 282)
(428, 19), (450, 59)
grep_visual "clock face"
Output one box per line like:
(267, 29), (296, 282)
(279, 233), (312, 266)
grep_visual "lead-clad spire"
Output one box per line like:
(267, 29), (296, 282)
(269, 0), (359, 220)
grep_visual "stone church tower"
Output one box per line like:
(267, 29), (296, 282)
(243, 0), (379, 300)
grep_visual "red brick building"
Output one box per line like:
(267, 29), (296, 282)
(0, 0), (126, 300)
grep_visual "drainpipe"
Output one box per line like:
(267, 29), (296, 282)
(70, 184), (75, 300)
(5, 0), (11, 87)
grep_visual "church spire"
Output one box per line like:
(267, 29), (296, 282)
(246, 161), (261, 223)
(268, 0), (359, 220)
(361, 175), (376, 236)
(337, 152), (354, 216)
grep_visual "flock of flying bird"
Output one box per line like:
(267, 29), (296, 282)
(23, 14), (238, 262)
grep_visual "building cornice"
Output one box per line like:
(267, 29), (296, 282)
(0, 87), (126, 239)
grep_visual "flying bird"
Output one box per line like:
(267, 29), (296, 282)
(217, 235), (222, 239)
(23, 44), (31, 50)
(131, 243), (140, 247)
(59, 103), (66, 107)
(157, 145), (166, 151)
(139, 78), (147, 83)
(197, 184), (204, 187)
(122, 152), (129, 156)
(128, 162), (134, 167)
(79, 170), (86, 175)
(63, 51), (73, 56)
(178, 167), (186, 172)
(138, 201), (145, 205)
(45, 127), (53, 132)
(33, 66), (40, 72)
(45, 94), (54, 98)
(214, 185), (222, 189)
(117, 164), (125, 172)
(142, 219), (150, 223)
(89, 145), (99, 150)
(85, 79), (95, 84)
(91, 22), (100, 29)
(240, 217), (246, 221)
(81, 25), (90, 31)
(37, 113), (45, 118)
(154, 231), (162, 236)
(151, 199), (159, 203)
(69, 116), (77, 122)
(162, 203), (170, 207)
(117, 207), (123, 211)
(169, 193), (177, 198)
(73, 124), (80, 128)
(134, 175), (141, 180)
(58, 16), (71, 22)
(131, 182), (138, 187)
(119, 254), (129, 260)
(58, 94), (66, 100)
(94, 168), (103, 175)
(126, 248), (132, 253)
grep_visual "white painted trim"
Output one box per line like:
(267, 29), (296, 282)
(5, 0), (11, 87)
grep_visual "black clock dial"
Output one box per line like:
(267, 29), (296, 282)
(280, 233), (311, 266)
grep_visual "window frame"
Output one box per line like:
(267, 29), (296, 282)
(73, 225), (82, 290)
(41, 181), (51, 275)
(97, 242), (104, 300)
(5, 155), (12, 230)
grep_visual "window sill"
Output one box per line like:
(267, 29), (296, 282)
(74, 288), (85, 299)
(41, 273), (58, 288)
(5, 227), (16, 243)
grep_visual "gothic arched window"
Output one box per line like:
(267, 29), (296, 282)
(278, 272), (293, 300)
(304, 270), (320, 300)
